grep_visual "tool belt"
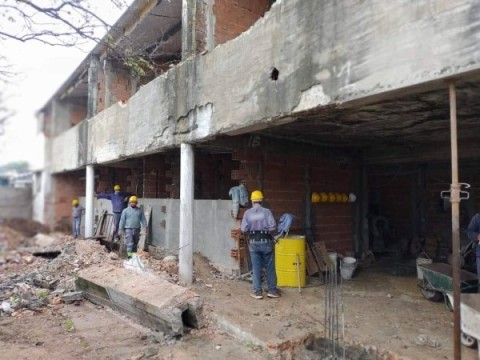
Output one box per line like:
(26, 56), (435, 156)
(248, 230), (273, 243)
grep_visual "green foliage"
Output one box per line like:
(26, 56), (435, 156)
(37, 290), (49, 299)
(123, 54), (154, 77)
(64, 318), (75, 332)
(0, 161), (30, 174)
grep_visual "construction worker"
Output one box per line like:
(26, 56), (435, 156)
(241, 190), (280, 299)
(72, 198), (85, 239)
(118, 196), (146, 259)
(96, 185), (131, 242)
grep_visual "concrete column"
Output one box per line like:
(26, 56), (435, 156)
(87, 54), (100, 119)
(204, 0), (215, 51)
(179, 143), (194, 285)
(182, 0), (196, 59)
(85, 165), (95, 238)
(104, 59), (113, 109)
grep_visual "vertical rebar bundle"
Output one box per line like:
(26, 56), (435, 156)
(323, 261), (345, 359)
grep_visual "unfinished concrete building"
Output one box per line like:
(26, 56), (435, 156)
(36, 0), (480, 281)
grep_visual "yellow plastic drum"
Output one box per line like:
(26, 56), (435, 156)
(275, 235), (306, 287)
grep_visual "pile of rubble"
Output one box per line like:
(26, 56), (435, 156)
(0, 219), (182, 318)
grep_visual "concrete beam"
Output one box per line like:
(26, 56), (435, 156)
(76, 265), (203, 336)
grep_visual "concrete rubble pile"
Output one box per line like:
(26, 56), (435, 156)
(0, 220), (182, 319)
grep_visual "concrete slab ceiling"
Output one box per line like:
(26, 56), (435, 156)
(258, 77), (480, 149)
(59, 0), (182, 105)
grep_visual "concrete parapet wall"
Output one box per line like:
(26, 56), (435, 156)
(89, 198), (239, 274)
(0, 187), (32, 220)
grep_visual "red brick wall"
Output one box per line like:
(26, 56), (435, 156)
(53, 172), (84, 231)
(367, 161), (480, 259)
(108, 68), (132, 105)
(424, 162), (480, 258)
(369, 174), (412, 242)
(95, 167), (138, 196)
(232, 147), (354, 255)
(97, 66), (132, 113)
(143, 155), (169, 198)
(163, 151), (238, 199)
(69, 104), (87, 126)
(214, 0), (271, 45)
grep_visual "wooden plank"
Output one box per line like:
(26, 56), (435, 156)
(308, 242), (325, 271)
(314, 241), (335, 268)
(94, 210), (107, 237)
(137, 205), (152, 251)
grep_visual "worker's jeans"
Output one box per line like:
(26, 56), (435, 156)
(249, 242), (277, 293)
(113, 212), (122, 240)
(72, 217), (81, 239)
(125, 228), (140, 253)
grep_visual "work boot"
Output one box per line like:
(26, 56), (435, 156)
(250, 291), (263, 299)
(267, 289), (281, 298)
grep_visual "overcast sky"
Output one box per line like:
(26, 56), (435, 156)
(0, 2), (131, 170)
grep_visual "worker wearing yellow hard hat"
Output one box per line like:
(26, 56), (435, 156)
(118, 194), (145, 259)
(71, 198), (84, 239)
(96, 184), (132, 242)
(241, 190), (280, 299)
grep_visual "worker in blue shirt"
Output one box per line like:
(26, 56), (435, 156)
(118, 196), (146, 259)
(466, 213), (480, 281)
(96, 184), (131, 242)
(241, 190), (280, 300)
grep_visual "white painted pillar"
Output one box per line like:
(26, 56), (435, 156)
(179, 143), (194, 285)
(85, 165), (95, 238)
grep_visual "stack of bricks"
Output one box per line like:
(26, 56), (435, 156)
(230, 208), (249, 273)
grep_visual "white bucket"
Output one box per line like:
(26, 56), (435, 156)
(416, 257), (432, 280)
(340, 257), (357, 280)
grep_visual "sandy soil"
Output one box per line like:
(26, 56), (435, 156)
(0, 220), (478, 359)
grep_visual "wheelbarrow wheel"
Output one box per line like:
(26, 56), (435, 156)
(420, 279), (443, 302)
(460, 332), (477, 348)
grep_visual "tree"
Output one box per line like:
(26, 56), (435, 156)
(0, 0), (129, 47)
(0, 0), (131, 132)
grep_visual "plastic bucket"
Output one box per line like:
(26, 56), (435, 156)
(416, 257), (432, 280)
(340, 257), (357, 280)
(275, 235), (306, 287)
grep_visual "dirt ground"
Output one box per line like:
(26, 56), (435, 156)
(0, 220), (478, 360)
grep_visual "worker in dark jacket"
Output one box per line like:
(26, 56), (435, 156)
(241, 190), (280, 300)
(118, 196), (146, 259)
(466, 213), (480, 282)
(96, 184), (131, 242)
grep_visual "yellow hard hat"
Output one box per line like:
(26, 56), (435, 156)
(311, 192), (320, 204)
(319, 192), (328, 203)
(114, 184), (121, 191)
(129, 195), (138, 203)
(72, 199), (79, 206)
(250, 190), (264, 201)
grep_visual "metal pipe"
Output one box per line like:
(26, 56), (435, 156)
(449, 81), (461, 360)
(296, 253), (301, 293)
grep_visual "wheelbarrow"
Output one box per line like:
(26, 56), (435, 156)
(444, 293), (480, 354)
(418, 263), (479, 308)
